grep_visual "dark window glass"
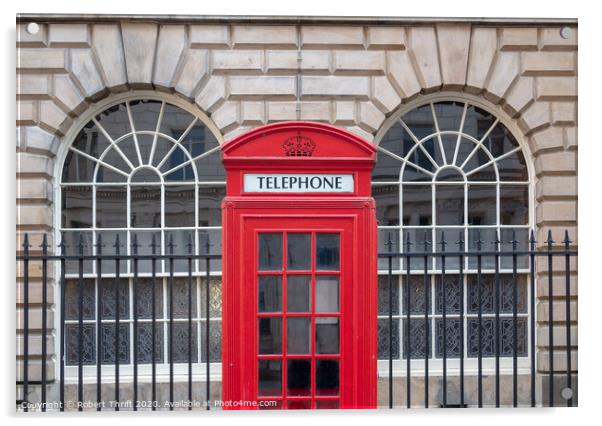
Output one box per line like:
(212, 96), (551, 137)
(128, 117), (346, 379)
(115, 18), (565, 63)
(62, 186), (93, 228)
(316, 234), (340, 271)
(373, 185), (399, 226)
(96, 186), (127, 228)
(258, 360), (282, 397)
(315, 359), (339, 396)
(316, 277), (339, 312)
(164, 185), (195, 227)
(287, 275), (310, 312)
(315, 317), (339, 354)
(434, 101), (465, 132)
(287, 317), (311, 354)
(287, 233), (311, 270)
(258, 276), (282, 313)
(258, 318), (282, 354)
(287, 360), (311, 396)
(130, 186), (161, 227)
(500, 185), (529, 225)
(198, 186), (225, 226)
(402, 185), (432, 226)
(468, 185), (497, 225)
(436, 185), (464, 225)
(258, 233), (282, 271)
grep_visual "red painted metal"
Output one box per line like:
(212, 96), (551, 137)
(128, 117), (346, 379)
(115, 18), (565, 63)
(221, 121), (377, 410)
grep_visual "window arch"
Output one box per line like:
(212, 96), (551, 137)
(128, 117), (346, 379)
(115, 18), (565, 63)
(372, 98), (532, 364)
(59, 97), (225, 369)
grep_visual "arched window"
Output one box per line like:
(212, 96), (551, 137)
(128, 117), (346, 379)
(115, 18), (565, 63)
(373, 99), (532, 364)
(60, 98), (224, 369)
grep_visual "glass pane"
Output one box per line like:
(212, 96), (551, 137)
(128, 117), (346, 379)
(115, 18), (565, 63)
(436, 167), (464, 182)
(97, 164), (127, 183)
(402, 185), (432, 226)
(287, 317), (310, 354)
(258, 276), (282, 313)
(467, 318), (527, 357)
(65, 279), (95, 320)
(100, 278), (129, 320)
(164, 230), (196, 272)
(287, 400), (311, 409)
(135, 278), (163, 318)
(373, 149), (403, 182)
(201, 320), (222, 363)
(316, 359), (339, 396)
(483, 123), (520, 158)
(468, 274), (528, 314)
(316, 277), (339, 312)
(169, 323), (199, 363)
(258, 318), (282, 354)
(402, 319), (431, 359)
(198, 185), (225, 226)
(378, 275), (400, 315)
(258, 233), (282, 271)
(463, 104), (497, 141)
(402, 275), (431, 315)
(166, 277), (198, 319)
(62, 151), (96, 183)
(500, 185), (529, 225)
(258, 360), (282, 397)
(401, 228), (433, 271)
(135, 134), (155, 166)
(195, 150), (227, 182)
(435, 275), (461, 314)
(100, 323), (130, 364)
(287, 359), (311, 396)
(468, 185), (497, 225)
(130, 166), (161, 183)
(103, 147), (132, 174)
(129, 231), (161, 273)
(130, 186), (161, 227)
(500, 228), (529, 269)
(497, 150), (529, 181)
(402, 104), (436, 139)
(402, 163), (432, 182)
(164, 185), (195, 227)
(454, 137), (478, 167)
(316, 234), (340, 271)
(62, 186), (93, 228)
(287, 233), (311, 270)
(463, 146), (491, 176)
(129, 99), (162, 132)
(200, 277), (223, 318)
(287, 275), (310, 312)
(378, 228), (400, 271)
(135, 323), (164, 363)
(373, 185), (399, 226)
(467, 228), (497, 270)
(435, 184), (464, 225)
(434, 101), (465, 132)
(316, 400), (339, 409)
(377, 318), (400, 360)
(96, 231), (126, 274)
(434, 227), (462, 270)
(441, 134), (460, 165)
(315, 317), (339, 354)
(65, 324), (96, 365)
(422, 137), (444, 166)
(96, 186), (127, 228)
(435, 318), (462, 358)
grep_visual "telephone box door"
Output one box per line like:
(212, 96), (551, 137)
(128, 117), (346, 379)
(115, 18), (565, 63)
(246, 217), (352, 409)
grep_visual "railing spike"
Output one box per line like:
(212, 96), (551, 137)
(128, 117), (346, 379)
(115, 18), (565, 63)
(77, 233), (85, 255)
(511, 229), (518, 251)
(150, 234), (158, 255)
(132, 234), (139, 255)
(187, 233), (194, 254)
(440, 231), (446, 252)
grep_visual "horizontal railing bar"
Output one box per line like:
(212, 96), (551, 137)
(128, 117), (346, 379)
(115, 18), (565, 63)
(16, 254), (222, 261)
(377, 251), (577, 258)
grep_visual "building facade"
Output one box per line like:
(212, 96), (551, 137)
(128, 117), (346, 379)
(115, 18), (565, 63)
(16, 14), (578, 410)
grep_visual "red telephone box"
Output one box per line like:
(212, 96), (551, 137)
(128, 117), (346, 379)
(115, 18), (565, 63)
(221, 121), (377, 410)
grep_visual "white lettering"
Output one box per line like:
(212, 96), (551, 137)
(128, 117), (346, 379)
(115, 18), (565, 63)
(243, 174), (354, 193)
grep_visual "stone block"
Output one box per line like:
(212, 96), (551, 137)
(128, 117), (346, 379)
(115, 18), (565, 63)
(267, 101), (297, 122)
(407, 26), (441, 91)
(48, 23), (90, 47)
(333, 51), (385, 75)
(366, 26), (405, 50)
(16, 204), (53, 227)
(301, 25), (364, 48)
(52, 75), (87, 115)
(534, 150), (577, 176)
(536, 200), (577, 223)
(16, 152), (53, 177)
(301, 76), (370, 99)
(437, 24), (471, 89)
(536, 174), (577, 200)
(91, 24), (127, 90)
(153, 25), (187, 89)
(17, 101), (37, 125)
(551, 102), (576, 125)
(229, 76), (296, 99)
(121, 22), (158, 87)
(485, 52), (520, 103)
(173, 49), (209, 98)
(536, 77), (577, 101)
(540, 27), (578, 51)
(232, 25), (297, 48)
(521, 52), (576, 76)
(212, 50), (263, 74)
(299, 101), (331, 122)
(386, 50), (422, 99)
(358, 102), (385, 133)
(503, 76), (534, 117)
(17, 48), (67, 73)
(69, 49), (104, 98)
(17, 126), (59, 155)
(529, 126), (564, 153)
(211, 101), (239, 132)
(371, 76), (401, 114)
(190, 24), (230, 48)
(195, 76), (227, 113)
(17, 23), (48, 47)
(518, 101), (551, 134)
(500, 27), (538, 51)
(38, 100), (71, 135)
(17, 75), (50, 99)
(466, 27), (497, 93)
(333, 101), (356, 125)
(241, 101), (265, 125)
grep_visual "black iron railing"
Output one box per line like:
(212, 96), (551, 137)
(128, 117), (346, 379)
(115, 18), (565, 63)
(16, 230), (577, 410)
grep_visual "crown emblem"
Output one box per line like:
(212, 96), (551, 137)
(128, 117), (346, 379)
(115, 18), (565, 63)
(282, 134), (316, 157)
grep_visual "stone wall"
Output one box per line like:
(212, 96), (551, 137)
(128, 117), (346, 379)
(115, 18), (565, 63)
(16, 17), (578, 403)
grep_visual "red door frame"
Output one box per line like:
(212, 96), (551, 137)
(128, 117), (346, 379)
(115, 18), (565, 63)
(221, 122), (377, 409)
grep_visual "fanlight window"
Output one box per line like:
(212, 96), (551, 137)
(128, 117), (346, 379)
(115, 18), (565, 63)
(372, 100), (531, 362)
(60, 99), (224, 368)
